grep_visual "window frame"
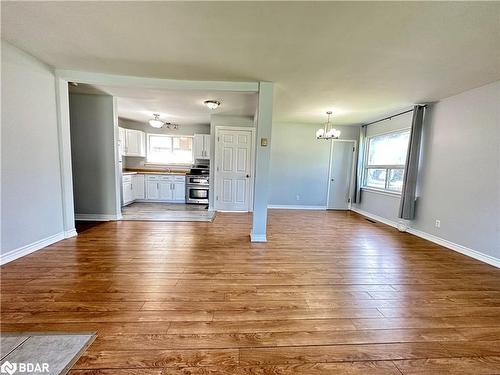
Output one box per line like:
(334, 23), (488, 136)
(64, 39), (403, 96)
(145, 133), (194, 166)
(362, 128), (410, 195)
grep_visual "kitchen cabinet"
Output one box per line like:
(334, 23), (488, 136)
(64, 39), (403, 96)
(193, 134), (210, 160)
(133, 174), (145, 199)
(118, 127), (126, 159)
(120, 128), (146, 157)
(145, 175), (185, 202)
(173, 181), (186, 201)
(122, 175), (134, 206)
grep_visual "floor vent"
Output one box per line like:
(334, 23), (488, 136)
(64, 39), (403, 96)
(365, 218), (377, 223)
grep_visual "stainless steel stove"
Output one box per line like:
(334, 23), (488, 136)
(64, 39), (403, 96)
(185, 165), (209, 204)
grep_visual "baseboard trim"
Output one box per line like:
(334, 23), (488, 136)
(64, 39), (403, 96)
(250, 233), (267, 242)
(75, 214), (120, 221)
(350, 207), (500, 268)
(350, 207), (400, 229)
(64, 228), (78, 238)
(0, 232), (65, 265)
(268, 205), (327, 210)
(406, 227), (500, 268)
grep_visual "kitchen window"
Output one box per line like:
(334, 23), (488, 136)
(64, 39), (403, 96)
(146, 134), (193, 165)
(363, 129), (410, 193)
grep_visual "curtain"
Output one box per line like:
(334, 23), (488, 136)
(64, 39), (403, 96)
(399, 105), (426, 219)
(353, 125), (367, 203)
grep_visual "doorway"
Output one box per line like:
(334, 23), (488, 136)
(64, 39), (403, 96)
(214, 127), (255, 211)
(327, 140), (356, 210)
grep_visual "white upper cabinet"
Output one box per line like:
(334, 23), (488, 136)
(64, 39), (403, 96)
(120, 128), (146, 157)
(118, 127), (126, 158)
(193, 134), (211, 160)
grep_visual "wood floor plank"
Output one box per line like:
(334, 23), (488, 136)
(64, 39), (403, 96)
(1, 210), (499, 373)
(393, 356), (500, 374)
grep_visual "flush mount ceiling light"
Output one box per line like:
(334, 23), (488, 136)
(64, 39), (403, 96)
(316, 111), (341, 140)
(149, 113), (164, 128)
(204, 100), (221, 110)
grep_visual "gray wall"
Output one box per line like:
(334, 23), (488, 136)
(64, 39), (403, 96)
(354, 81), (500, 261)
(269, 123), (360, 207)
(119, 118), (210, 169)
(1, 41), (64, 255)
(69, 93), (119, 216)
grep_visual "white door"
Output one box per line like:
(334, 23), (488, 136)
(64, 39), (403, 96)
(327, 141), (355, 210)
(125, 129), (146, 156)
(133, 174), (145, 199)
(215, 128), (254, 211)
(146, 181), (159, 199)
(173, 182), (186, 201)
(193, 134), (205, 159)
(159, 181), (173, 201)
(203, 135), (211, 159)
(123, 182), (133, 205)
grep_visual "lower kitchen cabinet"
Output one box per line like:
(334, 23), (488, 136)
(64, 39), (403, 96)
(144, 175), (185, 202)
(133, 174), (145, 199)
(122, 175), (134, 206)
(124, 174), (186, 205)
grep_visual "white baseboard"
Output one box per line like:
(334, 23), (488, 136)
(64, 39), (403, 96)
(0, 232), (65, 265)
(350, 207), (400, 229)
(350, 207), (500, 268)
(75, 214), (120, 221)
(250, 233), (267, 242)
(64, 228), (78, 238)
(406, 227), (500, 268)
(268, 205), (327, 210)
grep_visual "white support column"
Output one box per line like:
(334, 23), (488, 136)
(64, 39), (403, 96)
(55, 76), (77, 237)
(251, 82), (274, 242)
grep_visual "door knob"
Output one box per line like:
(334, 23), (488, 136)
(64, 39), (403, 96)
(246, 174), (250, 178)
(331, 179), (335, 181)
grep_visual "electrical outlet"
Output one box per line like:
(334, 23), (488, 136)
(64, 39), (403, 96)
(435, 220), (441, 228)
(296, 194), (300, 201)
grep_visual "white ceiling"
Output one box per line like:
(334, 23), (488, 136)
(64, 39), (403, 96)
(69, 84), (257, 125)
(2, 2), (499, 125)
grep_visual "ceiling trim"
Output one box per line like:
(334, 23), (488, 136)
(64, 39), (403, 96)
(55, 69), (260, 92)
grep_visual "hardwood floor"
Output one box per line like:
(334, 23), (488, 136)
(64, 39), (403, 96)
(1, 210), (500, 374)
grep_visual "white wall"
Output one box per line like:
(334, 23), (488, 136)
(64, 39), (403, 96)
(69, 93), (119, 217)
(1, 41), (64, 258)
(269, 123), (360, 207)
(354, 81), (500, 263)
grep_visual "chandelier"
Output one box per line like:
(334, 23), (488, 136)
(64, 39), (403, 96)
(316, 111), (341, 139)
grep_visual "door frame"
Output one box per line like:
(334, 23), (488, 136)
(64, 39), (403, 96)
(326, 139), (357, 210)
(214, 126), (256, 212)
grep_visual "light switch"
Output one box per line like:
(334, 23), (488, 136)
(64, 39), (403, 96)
(260, 138), (268, 147)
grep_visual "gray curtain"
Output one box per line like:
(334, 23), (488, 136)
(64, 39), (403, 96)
(353, 125), (367, 203)
(399, 105), (425, 219)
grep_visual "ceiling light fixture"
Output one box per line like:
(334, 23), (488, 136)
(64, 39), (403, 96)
(149, 113), (164, 128)
(316, 111), (341, 140)
(204, 100), (221, 110)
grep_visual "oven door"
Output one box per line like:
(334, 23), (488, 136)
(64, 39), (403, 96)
(186, 186), (209, 203)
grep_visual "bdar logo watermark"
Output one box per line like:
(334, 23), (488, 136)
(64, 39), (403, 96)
(0, 361), (49, 374)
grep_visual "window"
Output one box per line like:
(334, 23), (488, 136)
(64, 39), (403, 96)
(146, 134), (193, 165)
(364, 129), (410, 193)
